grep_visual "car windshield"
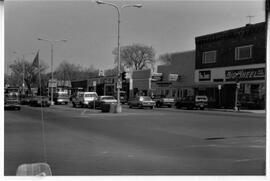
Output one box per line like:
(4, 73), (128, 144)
(85, 94), (97, 98)
(58, 94), (69, 98)
(5, 93), (19, 99)
(101, 96), (115, 100)
(196, 96), (207, 101)
(142, 96), (152, 101)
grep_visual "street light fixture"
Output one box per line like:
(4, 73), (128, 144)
(37, 38), (67, 105)
(96, 0), (142, 113)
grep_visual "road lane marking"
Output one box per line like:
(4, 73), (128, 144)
(234, 158), (265, 162)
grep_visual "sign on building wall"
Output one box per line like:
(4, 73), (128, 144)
(132, 69), (151, 79)
(151, 73), (163, 81)
(48, 79), (57, 88)
(168, 74), (178, 81)
(57, 80), (71, 87)
(199, 70), (211, 81)
(225, 68), (265, 81)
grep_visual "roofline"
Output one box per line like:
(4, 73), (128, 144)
(195, 22), (266, 43)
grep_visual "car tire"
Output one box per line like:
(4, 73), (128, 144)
(150, 106), (154, 109)
(168, 105), (172, 108)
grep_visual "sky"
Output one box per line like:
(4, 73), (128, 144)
(4, 0), (265, 72)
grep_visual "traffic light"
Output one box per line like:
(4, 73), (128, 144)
(121, 72), (126, 81)
(236, 83), (240, 89)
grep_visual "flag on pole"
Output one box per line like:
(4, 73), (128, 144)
(32, 51), (39, 68)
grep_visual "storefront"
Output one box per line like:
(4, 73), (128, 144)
(194, 64), (266, 109)
(153, 50), (196, 99)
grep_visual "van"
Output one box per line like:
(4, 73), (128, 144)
(72, 92), (98, 108)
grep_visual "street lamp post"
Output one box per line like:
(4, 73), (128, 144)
(96, 0), (142, 113)
(38, 38), (67, 105)
(234, 74), (241, 111)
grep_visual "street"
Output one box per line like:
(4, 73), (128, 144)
(4, 104), (266, 175)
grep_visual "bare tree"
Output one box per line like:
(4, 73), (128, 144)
(54, 61), (99, 81)
(8, 59), (48, 93)
(113, 43), (156, 71)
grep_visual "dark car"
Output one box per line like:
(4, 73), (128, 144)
(4, 92), (21, 110)
(29, 96), (50, 107)
(20, 95), (33, 105)
(152, 95), (175, 108)
(175, 95), (208, 110)
(128, 96), (156, 109)
(90, 95), (117, 109)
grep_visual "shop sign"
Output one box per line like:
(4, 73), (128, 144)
(168, 74), (178, 81)
(151, 73), (163, 81)
(225, 68), (265, 81)
(57, 80), (71, 87)
(117, 81), (122, 89)
(48, 79), (57, 88)
(199, 70), (211, 81)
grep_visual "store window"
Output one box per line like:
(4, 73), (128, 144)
(235, 45), (253, 60)
(202, 50), (216, 64)
(165, 89), (170, 97)
(172, 89), (177, 98)
(239, 83), (265, 109)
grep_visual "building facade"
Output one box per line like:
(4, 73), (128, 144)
(195, 22), (266, 109)
(71, 75), (130, 99)
(153, 50), (195, 99)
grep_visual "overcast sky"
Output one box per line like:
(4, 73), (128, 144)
(4, 0), (265, 72)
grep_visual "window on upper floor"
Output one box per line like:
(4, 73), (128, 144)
(235, 45), (253, 60)
(202, 51), (216, 64)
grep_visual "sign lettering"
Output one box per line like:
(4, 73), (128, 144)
(225, 68), (265, 81)
(199, 71), (211, 81)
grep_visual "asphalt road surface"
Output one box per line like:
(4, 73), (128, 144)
(4, 104), (266, 175)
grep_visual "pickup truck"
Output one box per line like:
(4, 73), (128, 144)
(4, 92), (21, 110)
(152, 95), (175, 108)
(175, 95), (208, 110)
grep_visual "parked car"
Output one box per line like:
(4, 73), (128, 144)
(53, 92), (70, 105)
(175, 95), (208, 110)
(128, 96), (156, 109)
(4, 92), (21, 110)
(152, 95), (175, 108)
(72, 92), (98, 108)
(29, 96), (50, 107)
(90, 95), (117, 109)
(120, 91), (128, 104)
(20, 95), (33, 105)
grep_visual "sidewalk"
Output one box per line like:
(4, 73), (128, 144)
(208, 108), (266, 114)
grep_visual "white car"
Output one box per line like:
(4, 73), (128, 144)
(91, 95), (117, 109)
(72, 92), (98, 108)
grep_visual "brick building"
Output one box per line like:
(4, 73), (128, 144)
(153, 50), (195, 99)
(194, 22), (266, 109)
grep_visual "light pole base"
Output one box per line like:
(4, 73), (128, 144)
(51, 101), (54, 106)
(234, 106), (239, 111)
(115, 103), (122, 113)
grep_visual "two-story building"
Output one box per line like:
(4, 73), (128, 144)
(195, 22), (266, 109)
